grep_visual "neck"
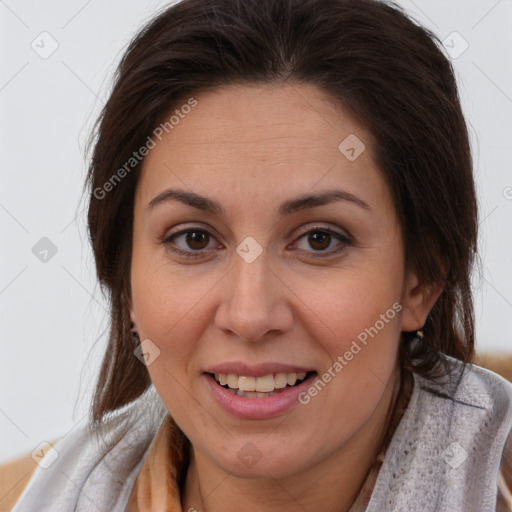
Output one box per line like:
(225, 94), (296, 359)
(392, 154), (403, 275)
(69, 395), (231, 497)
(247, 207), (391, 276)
(182, 365), (404, 512)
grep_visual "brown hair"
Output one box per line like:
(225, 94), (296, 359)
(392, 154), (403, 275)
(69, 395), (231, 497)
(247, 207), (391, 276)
(86, 0), (478, 426)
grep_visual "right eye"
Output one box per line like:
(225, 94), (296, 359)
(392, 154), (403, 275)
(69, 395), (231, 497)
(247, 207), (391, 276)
(163, 228), (221, 259)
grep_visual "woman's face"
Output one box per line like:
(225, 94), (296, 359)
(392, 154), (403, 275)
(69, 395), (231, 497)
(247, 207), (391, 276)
(130, 83), (426, 479)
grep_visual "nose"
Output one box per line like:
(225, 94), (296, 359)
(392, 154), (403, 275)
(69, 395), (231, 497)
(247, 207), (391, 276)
(214, 249), (293, 343)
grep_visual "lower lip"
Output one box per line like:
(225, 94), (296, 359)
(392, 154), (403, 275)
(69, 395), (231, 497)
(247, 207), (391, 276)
(203, 373), (316, 419)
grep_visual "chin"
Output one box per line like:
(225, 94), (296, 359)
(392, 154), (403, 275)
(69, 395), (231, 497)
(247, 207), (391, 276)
(208, 439), (314, 480)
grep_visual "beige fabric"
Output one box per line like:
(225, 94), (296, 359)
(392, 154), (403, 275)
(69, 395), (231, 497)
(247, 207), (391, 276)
(125, 415), (183, 511)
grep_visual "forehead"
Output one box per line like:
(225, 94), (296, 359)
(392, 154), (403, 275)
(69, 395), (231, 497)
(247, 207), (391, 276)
(148, 83), (373, 155)
(136, 83), (388, 214)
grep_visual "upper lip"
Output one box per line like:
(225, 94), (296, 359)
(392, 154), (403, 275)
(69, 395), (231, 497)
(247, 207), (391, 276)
(205, 362), (315, 378)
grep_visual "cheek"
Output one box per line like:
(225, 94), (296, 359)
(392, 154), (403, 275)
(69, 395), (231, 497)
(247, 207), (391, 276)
(130, 250), (226, 372)
(284, 262), (403, 419)
(132, 274), (196, 345)
(130, 262), (214, 422)
(286, 262), (403, 350)
(132, 238), (191, 332)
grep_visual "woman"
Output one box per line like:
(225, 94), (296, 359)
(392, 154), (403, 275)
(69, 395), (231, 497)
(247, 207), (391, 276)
(10, 0), (512, 510)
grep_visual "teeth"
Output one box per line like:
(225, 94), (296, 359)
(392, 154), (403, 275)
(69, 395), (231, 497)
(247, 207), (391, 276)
(238, 376), (256, 392)
(274, 373), (288, 389)
(227, 374), (239, 389)
(287, 373), (297, 386)
(256, 375), (275, 392)
(213, 371), (310, 392)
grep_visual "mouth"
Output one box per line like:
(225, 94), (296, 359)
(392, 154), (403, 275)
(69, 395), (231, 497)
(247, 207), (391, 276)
(207, 371), (317, 398)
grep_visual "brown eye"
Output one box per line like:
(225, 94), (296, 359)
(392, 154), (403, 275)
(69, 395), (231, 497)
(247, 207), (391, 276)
(186, 230), (210, 250)
(307, 231), (331, 251)
(293, 227), (352, 257)
(163, 228), (219, 258)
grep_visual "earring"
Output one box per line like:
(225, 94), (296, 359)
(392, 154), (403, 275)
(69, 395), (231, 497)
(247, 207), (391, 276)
(413, 329), (424, 342)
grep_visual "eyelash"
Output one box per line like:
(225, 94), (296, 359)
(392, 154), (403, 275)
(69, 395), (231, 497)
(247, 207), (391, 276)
(162, 225), (353, 260)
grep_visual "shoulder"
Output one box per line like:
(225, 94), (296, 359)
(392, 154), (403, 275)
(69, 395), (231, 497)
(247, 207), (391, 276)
(417, 357), (512, 507)
(457, 361), (512, 486)
(369, 357), (512, 510)
(416, 356), (512, 420)
(413, 356), (512, 455)
(458, 358), (512, 424)
(0, 441), (58, 511)
(8, 387), (168, 512)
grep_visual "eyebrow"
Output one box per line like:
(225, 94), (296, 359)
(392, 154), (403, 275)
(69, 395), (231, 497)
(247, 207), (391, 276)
(146, 188), (371, 216)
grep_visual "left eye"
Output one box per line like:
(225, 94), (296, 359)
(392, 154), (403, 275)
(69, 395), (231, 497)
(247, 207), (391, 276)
(293, 229), (349, 253)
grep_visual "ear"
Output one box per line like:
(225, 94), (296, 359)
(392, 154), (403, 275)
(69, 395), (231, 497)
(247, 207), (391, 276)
(130, 309), (138, 330)
(400, 270), (444, 332)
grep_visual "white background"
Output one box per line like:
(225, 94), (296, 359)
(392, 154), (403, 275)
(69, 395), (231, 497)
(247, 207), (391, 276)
(1, 0), (511, 465)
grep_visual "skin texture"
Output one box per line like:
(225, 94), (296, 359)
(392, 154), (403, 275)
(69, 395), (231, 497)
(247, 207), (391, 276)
(130, 83), (441, 511)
